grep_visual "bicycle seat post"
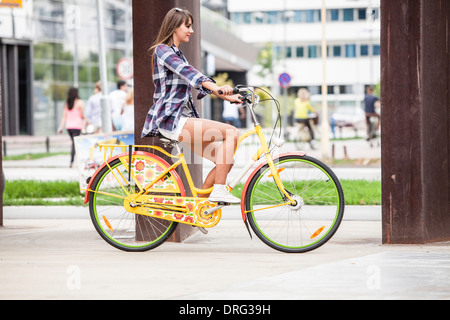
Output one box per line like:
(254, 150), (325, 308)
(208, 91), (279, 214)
(175, 143), (182, 155)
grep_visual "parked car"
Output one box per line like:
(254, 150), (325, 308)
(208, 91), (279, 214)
(331, 105), (365, 137)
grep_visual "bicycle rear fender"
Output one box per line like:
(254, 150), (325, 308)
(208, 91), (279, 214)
(239, 152), (307, 222)
(83, 151), (184, 204)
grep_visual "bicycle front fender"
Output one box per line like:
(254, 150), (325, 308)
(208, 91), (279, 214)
(239, 152), (307, 222)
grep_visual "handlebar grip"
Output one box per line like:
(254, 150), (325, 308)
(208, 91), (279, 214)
(218, 87), (241, 95)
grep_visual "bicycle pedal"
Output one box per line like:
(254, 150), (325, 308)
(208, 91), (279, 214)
(204, 204), (226, 216)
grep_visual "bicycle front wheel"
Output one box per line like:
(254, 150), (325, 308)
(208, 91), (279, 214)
(243, 154), (344, 253)
(89, 152), (183, 252)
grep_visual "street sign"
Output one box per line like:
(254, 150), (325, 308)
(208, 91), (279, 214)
(279, 72), (292, 89)
(0, 0), (22, 8)
(116, 57), (134, 80)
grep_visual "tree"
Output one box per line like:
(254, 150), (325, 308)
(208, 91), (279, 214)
(256, 43), (274, 79)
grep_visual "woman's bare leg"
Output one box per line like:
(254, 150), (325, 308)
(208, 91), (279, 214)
(179, 118), (239, 192)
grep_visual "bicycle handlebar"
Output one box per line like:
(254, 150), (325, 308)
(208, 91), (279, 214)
(218, 88), (241, 95)
(218, 86), (255, 105)
(218, 85), (279, 134)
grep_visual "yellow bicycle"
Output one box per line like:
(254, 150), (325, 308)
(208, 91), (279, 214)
(83, 86), (345, 253)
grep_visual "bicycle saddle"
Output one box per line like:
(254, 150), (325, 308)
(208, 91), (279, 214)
(157, 133), (179, 148)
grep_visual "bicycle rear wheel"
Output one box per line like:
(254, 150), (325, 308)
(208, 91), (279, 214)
(88, 152), (184, 252)
(243, 154), (344, 253)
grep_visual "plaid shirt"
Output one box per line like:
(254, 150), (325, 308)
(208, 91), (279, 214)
(141, 44), (214, 137)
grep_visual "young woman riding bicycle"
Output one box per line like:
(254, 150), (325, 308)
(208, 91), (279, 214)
(142, 7), (242, 204)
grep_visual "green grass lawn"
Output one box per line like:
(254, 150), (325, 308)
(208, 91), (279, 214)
(3, 152), (69, 161)
(339, 180), (381, 205)
(3, 179), (381, 206)
(231, 179), (380, 205)
(3, 180), (86, 206)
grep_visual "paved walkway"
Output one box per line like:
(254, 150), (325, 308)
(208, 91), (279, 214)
(1, 206), (449, 300)
(2, 134), (449, 301)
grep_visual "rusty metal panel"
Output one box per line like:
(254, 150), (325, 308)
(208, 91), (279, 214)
(0, 59), (2, 227)
(132, 0), (202, 242)
(381, 0), (450, 243)
(420, 0), (450, 243)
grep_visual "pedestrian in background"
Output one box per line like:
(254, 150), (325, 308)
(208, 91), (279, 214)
(222, 100), (245, 128)
(58, 87), (85, 168)
(121, 88), (134, 132)
(109, 80), (129, 131)
(364, 86), (380, 140)
(294, 88), (317, 142)
(85, 81), (103, 134)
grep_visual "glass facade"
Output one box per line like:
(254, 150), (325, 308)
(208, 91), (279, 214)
(232, 6), (381, 62)
(228, 1), (380, 99)
(282, 43), (380, 60)
(32, 0), (132, 135)
(231, 7), (378, 24)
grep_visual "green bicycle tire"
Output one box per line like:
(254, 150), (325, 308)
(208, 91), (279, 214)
(244, 154), (345, 253)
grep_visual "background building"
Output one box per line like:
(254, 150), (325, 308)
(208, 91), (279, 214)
(227, 0), (381, 126)
(1, 0), (257, 136)
(0, 0), (34, 135)
(200, 2), (259, 125)
(1, 0), (133, 136)
(1, 0), (379, 136)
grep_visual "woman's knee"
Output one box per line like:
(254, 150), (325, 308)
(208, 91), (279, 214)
(225, 126), (239, 146)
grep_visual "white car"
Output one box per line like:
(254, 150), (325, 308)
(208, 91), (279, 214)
(331, 105), (365, 129)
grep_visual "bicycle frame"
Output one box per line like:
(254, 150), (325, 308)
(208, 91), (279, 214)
(83, 86), (296, 227)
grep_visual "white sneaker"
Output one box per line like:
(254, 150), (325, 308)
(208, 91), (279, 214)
(208, 184), (241, 204)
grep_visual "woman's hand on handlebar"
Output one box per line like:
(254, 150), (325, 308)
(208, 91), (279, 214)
(215, 85), (243, 104)
(204, 83), (246, 104)
(201, 81), (233, 96)
(224, 94), (243, 104)
(217, 85), (234, 96)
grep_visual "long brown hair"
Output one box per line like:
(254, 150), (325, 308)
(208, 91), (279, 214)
(149, 8), (194, 64)
(67, 87), (79, 110)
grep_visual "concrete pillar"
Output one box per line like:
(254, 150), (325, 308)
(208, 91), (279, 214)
(380, 0), (450, 243)
(132, 0), (202, 241)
